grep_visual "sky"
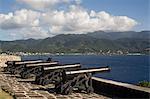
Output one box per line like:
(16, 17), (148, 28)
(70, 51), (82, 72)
(0, 0), (149, 41)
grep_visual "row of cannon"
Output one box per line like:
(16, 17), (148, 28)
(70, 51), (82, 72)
(3, 58), (110, 95)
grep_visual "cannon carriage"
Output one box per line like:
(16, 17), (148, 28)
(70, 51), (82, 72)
(54, 66), (110, 94)
(19, 61), (59, 78)
(4, 60), (44, 73)
(35, 63), (81, 85)
(4, 58), (111, 95)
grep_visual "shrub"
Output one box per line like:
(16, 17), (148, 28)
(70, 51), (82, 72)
(137, 81), (150, 88)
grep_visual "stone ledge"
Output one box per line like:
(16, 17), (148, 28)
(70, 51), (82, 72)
(92, 77), (150, 98)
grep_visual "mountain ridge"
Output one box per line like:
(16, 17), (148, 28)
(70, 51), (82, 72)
(0, 31), (149, 54)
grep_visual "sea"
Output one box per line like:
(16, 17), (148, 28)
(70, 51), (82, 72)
(21, 55), (150, 84)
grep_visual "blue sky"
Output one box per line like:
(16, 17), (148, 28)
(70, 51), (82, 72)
(0, 0), (149, 40)
(82, 0), (149, 30)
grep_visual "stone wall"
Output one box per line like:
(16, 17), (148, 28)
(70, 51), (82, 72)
(0, 55), (21, 67)
(92, 77), (150, 98)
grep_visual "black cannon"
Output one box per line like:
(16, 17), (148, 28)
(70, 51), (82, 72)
(19, 62), (59, 79)
(35, 63), (81, 85)
(4, 60), (44, 74)
(4, 58), (53, 74)
(54, 66), (110, 95)
(15, 61), (60, 75)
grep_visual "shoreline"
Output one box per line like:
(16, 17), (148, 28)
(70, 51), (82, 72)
(20, 53), (148, 56)
(1, 52), (149, 56)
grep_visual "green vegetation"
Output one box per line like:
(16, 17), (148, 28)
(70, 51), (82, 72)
(0, 31), (149, 54)
(138, 81), (150, 88)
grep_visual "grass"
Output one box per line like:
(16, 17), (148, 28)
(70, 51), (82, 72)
(0, 89), (14, 99)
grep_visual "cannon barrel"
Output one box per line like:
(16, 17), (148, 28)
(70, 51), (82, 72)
(25, 62), (58, 67)
(5, 57), (53, 66)
(44, 63), (81, 71)
(55, 66), (110, 94)
(4, 58), (54, 74)
(6, 60), (43, 65)
(5, 60), (43, 66)
(35, 63), (81, 85)
(66, 66), (110, 75)
(4, 60), (44, 73)
(15, 60), (43, 65)
(20, 61), (59, 78)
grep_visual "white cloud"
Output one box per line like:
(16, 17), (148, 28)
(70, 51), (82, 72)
(0, 1), (138, 39)
(0, 9), (40, 29)
(42, 5), (137, 34)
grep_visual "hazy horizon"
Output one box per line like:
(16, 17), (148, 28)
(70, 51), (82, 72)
(0, 30), (149, 41)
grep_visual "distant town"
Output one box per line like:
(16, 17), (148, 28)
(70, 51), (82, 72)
(1, 49), (149, 56)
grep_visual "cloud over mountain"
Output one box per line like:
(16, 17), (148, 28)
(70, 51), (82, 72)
(0, 0), (137, 39)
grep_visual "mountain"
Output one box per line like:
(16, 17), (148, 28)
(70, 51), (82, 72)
(87, 31), (150, 40)
(0, 31), (149, 54)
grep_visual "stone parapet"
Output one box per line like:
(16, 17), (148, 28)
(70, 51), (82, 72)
(92, 77), (150, 98)
(0, 55), (21, 67)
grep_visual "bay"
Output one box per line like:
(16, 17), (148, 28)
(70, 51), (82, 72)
(21, 55), (149, 84)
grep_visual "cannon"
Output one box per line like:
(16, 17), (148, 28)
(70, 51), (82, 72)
(4, 60), (44, 73)
(35, 63), (81, 85)
(19, 62), (59, 79)
(54, 66), (110, 95)
(4, 58), (53, 74)
(14, 61), (60, 75)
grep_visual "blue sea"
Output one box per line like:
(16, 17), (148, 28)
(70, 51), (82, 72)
(21, 55), (150, 84)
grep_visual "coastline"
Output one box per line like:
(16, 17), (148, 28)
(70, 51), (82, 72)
(1, 51), (149, 56)
(20, 53), (149, 57)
